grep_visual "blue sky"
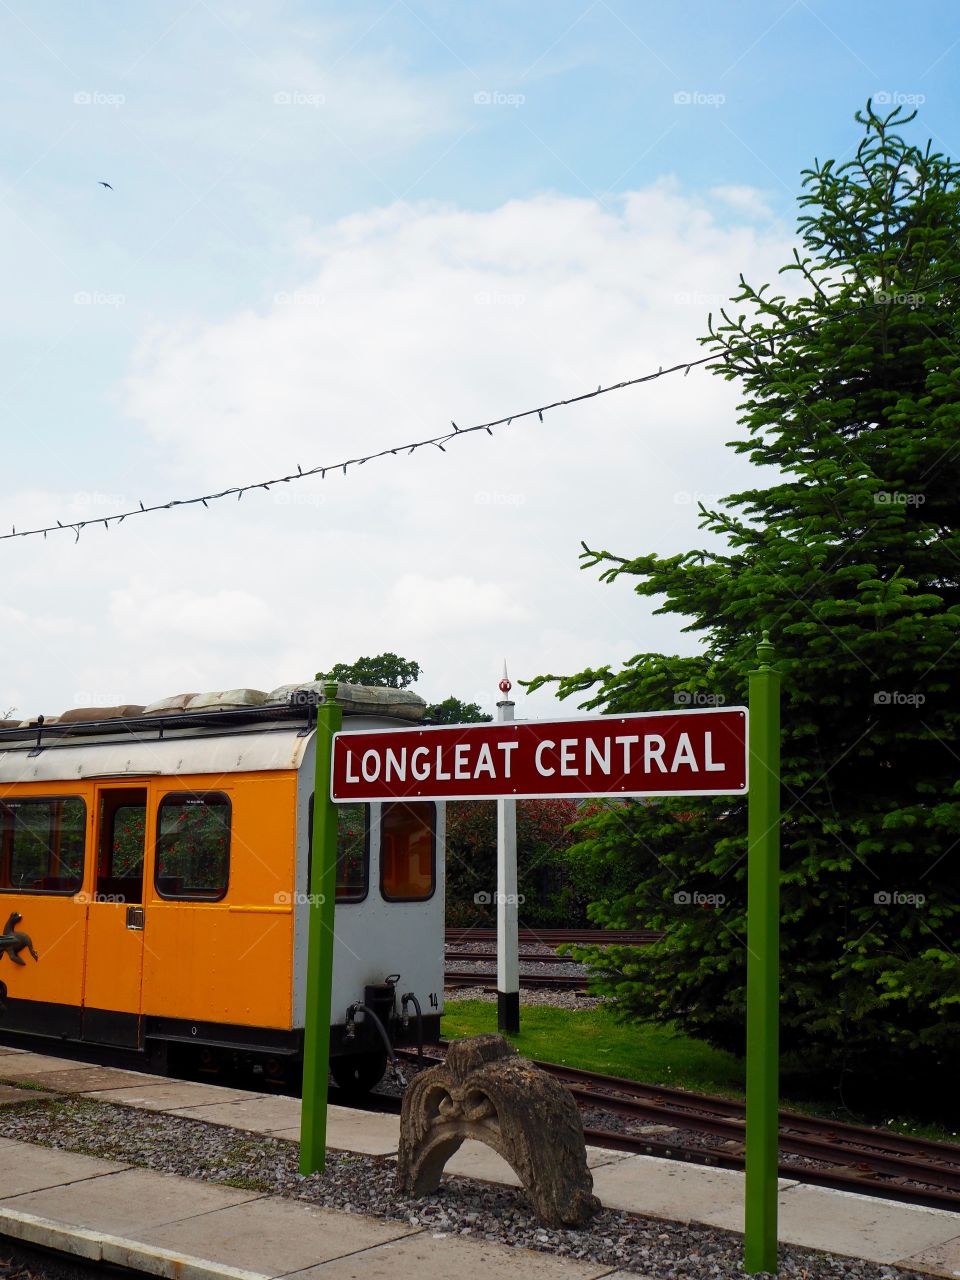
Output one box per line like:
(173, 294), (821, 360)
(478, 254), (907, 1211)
(2, 2), (958, 714)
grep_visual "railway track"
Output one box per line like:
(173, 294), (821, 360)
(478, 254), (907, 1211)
(443, 927), (660, 990)
(448, 951), (600, 965)
(395, 1047), (960, 1213)
(445, 928), (661, 946)
(444, 970), (589, 990)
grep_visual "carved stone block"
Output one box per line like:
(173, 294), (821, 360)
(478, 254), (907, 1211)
(397, 1033), (600, 1227)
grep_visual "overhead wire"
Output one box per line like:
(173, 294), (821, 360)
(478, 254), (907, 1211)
(3, 269), (958, 546)
(1, 357), (714, 544)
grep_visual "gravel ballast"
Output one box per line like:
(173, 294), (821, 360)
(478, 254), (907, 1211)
(0, 1094), (928, 1280)
(444, 984), (604, 1011)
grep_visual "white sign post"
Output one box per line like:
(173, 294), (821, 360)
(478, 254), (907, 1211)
(496, 665), (519, 1033)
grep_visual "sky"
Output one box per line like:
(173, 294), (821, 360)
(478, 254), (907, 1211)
(2, 1), (958, 721)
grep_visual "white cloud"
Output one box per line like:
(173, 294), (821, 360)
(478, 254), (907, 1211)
(130, 29), (475, 169)
(386, 574), (531, 636)
(2, 184), (795, 719)
(109, 582), (281, 647)
(710, 184), (775, 221)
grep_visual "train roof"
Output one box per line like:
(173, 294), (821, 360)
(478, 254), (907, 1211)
(0, 682), (426, 783)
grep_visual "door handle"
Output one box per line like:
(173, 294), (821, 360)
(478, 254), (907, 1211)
(125, 907), (145, 931)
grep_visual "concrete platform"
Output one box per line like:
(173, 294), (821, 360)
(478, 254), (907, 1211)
(169, 1094), (303, 1133)
(589, 1153), (798, 1221)
(9, 1167), (261, 1235)
(0, 1052), (169, 1093)
(589, 1153), (960, 1267)
(16, 1066), (161, 1093)
(772, 1183), (960, 1266)
(89, 1079), (258, 1110)
(0, 1051), (112, 1079)
(0, 1085), (44, 1107)
(0, 1064), (958, 1276)
(0, 1141), (611, 1279)
(279, 1231), (615, 1279)
(0, 1136), (131, 1197)
(902, 1235), (960, 1278)
(166, 1095), (401, 1156)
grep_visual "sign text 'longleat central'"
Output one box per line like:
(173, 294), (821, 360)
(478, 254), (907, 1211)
(330, 707), (748, 802)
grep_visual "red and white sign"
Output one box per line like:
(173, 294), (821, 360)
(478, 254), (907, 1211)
(331, 707), (748, 802)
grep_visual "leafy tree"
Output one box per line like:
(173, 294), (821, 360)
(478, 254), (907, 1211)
(528, 102), (960, 1100)
(327, 653), (420, 689)
(327, 655), (493, 722)
(445, 799), (585, 927)
(425, 696), (492, 724)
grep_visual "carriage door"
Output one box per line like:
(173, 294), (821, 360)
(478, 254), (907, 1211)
(81, 786), (148, 1047)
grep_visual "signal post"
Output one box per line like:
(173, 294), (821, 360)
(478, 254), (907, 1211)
(496, 664), (520, 1033)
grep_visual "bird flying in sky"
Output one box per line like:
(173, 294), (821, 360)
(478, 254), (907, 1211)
(97, 181), (113, 190)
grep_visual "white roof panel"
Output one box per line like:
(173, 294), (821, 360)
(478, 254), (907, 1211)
(0, 728), (312, 785)
(0, 716), (421, 786)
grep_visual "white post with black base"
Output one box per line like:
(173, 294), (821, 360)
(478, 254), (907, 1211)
(496, 664), (520, 1034)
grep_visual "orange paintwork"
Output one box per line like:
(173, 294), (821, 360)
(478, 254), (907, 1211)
(0, 770), (300, 1035)
(0, 781), (88, 1013)
(83, 784), (147, 1021)
(142, 774), (297, 1030)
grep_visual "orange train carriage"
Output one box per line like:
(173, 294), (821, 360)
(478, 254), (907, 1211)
(0, 683), (445, 1092)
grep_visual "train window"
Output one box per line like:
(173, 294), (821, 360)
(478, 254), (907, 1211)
(307, 797), (369, 902)
(155, 793), (230, 900)
(380, 802), (436, 902)
(335, 803), (369, 902)
(0, 797), (85, 893)
(96, 789), (147, 904)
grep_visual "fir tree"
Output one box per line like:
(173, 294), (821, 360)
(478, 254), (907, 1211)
(529, 102), (960, 1099)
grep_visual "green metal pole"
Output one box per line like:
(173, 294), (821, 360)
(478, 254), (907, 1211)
(299, 676), (343, 1175)
(744, 632), (781, 1275)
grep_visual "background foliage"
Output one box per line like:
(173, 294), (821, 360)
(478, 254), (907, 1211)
(528, 103), (960, 1104)
(326, 652), (492, 723)
(445, 797), (585, 927)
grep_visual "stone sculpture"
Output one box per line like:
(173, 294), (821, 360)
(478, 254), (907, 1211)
(397, 1033), (600, 1227)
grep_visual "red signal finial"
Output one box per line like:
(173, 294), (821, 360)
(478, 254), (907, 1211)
(498, 659), (511, 697)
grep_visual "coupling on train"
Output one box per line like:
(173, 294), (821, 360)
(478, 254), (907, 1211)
(0, 681), (445, 1092)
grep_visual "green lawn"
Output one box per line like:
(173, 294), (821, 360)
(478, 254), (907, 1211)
(441, 1000), (744, 1096)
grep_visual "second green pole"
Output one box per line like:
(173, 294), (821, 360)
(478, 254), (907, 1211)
(744, 633), (782, 1274)
(299, 677), (343, 1174)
